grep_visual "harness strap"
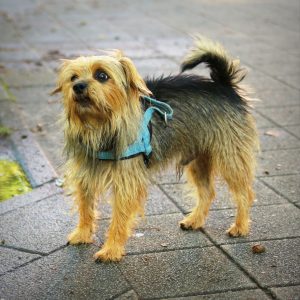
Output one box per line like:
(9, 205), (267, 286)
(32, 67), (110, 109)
(97, 96), (173, 162)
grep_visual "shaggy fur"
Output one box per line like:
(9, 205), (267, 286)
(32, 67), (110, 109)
(52, 36), (259, 262)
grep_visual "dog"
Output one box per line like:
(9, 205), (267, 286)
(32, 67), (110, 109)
(52, 36), (259, 262)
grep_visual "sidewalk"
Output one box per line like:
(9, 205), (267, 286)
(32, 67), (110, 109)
(0, 0), (299, 299)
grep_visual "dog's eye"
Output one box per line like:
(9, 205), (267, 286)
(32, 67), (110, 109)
(71, 75), (78, 82)
(95, 70), (109, 83)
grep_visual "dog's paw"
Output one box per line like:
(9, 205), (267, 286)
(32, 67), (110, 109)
(179, 216), (204, 231)
(94, 247), (125, 262)
(67, 228), (93, 245)
(226, 223), (249, 237)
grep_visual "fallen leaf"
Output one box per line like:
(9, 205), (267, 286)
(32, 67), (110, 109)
(252, 244), (266, 254)
(264, 129), (280, 137)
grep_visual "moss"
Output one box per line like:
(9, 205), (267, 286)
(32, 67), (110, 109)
(0, 125), (11, 137)
(0, 160), (32, 201)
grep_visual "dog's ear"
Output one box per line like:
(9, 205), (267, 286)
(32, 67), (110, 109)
(50, 59), (71, 95)
(120, 56), (151, 96)
(50, 85), (62, 95)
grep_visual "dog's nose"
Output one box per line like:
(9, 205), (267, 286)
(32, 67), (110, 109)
(73, 82), (88, 94)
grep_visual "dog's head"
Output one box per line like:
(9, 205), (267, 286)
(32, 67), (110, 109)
(52, 51), (150, 127)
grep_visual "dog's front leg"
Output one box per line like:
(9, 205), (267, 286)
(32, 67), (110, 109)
(94, 184), (146, 262)
(68, 182), (98, 245)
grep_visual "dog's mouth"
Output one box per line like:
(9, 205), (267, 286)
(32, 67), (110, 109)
(74, 95), (91, 107)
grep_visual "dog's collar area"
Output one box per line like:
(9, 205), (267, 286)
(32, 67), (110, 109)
(97, 95), (173, 165)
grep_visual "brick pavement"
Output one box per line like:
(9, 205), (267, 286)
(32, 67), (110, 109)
(0, 0), (299, 299)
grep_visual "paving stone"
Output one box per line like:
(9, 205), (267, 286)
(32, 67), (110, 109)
(160, 180), (287, 213)
(253, 111), (275, 129)
(96, 213), (211, 255)
(0, 247), (40, 276)
(0, 181), (62, 215)
(259, 127), (300, 151)
(10, 86), (64, 168)
(115, 290), (139, 300)
(285, 124), (300, 138)
(255, 87), (300, 108)
(204, 204), (300, 245)
(134, 58), (179, 78)
(99, 184), (180, 219)
(0, 245), (130, 300)
(222, 238), (300, 287)
(261, 174), (300, 204)
(270, 285), (300, 300)
(0, 66), (55, 87)
(257, 149), (300, 177)
(258, 106), (300, 127)
(0, 194), (75, 254)
(0, 101), (58, 187)
(170, 289), (270, 300)
(119, 247), (256, 299)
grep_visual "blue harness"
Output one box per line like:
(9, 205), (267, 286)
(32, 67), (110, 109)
(97, 96), (173, 165)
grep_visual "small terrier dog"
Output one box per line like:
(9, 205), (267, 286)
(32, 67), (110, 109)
(52, 37), (259, 262)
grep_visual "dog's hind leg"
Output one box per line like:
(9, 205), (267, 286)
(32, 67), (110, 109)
(180, 154), (216, 230)
(221, 154), (255, 237)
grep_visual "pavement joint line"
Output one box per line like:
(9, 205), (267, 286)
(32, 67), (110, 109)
(201, 228), (277, 300)
(0, 244), (46, 256)
(111, 288), (137, 300)
(255, 109), (300, 140)
(258, 172), (300, 178)
(144, 286), (262, 300)
(125, 243), (214, 257)
(157, 184), (187, 215)
(0, 189), (63, 217)
(216, 236), (300, 246)
(0, 256), (42, 278)
(261, 146), (300, 152)
(114, 266), (141, 300)
(0, 244), (69, 278)
(266, 282), (300, 289)
(258, 177), (300, 209)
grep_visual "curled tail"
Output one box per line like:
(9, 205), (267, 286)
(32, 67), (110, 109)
(181, 36), (247, 87)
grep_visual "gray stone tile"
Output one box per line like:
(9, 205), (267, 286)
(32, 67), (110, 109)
(0, 66), (55, 87)
(258, 106), (300, 126)
(119, 247), (256, 299)
(261, 174), (300, 204)
(0, 181), (62, 215)
(99, 184), (180, 219)
(0, 247), (40, 276)
(259, 127), (300, 151)
(0, 194), (75, 254)
(170, 289), (270, 300)
(115, 290), (139, 300)
(255, 87), (300, 108)
(134, 58), (179, 78)
(285, 125), (300, 138)
(0, 245), (130, 300)
(222, 238), (300, 287)
(0, 101), (58, 187)
(257, 149), (300, 177)
(253, 111), (275, 129)
(271, 285), (300, 300)
(96, 213), (211, 255)
(204, 204), (300, 245)
(160, 180), (287, 213)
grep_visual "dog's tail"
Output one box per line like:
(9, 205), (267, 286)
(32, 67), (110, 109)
(181, 36), (247, 87)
